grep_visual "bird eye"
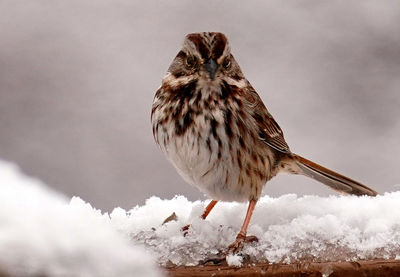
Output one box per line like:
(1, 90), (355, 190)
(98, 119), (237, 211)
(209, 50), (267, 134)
(222, 58), (231, 69)
(185, 56), (197, 68)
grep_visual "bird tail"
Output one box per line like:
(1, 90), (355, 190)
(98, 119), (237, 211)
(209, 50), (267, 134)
(291, 153), (377, 196)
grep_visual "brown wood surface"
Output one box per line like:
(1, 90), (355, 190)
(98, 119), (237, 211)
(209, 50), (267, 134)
(165, 259), (400, 277)
(1, 259), (400, 276)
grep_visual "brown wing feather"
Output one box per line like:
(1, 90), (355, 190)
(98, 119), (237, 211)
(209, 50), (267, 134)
(245, 85), (290, 153)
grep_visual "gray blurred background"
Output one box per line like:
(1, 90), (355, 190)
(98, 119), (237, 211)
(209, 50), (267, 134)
(1, 0), (399, 211)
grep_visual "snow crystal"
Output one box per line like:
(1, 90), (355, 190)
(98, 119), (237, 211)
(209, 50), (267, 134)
(123, 193), (400, 266)
(0, 160), (161, 277)
(1, 158), (400, 271)
(226, 254), (243, 267)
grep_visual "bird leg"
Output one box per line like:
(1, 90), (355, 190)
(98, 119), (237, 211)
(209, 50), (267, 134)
(182, 200), (218, 234)
(201, 199), (218, 219)
(227, 199), (258, 254)
(202, 199), (258, 265)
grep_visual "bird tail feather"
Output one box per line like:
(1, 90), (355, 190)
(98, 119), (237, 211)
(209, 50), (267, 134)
(292, 153), (377, 196)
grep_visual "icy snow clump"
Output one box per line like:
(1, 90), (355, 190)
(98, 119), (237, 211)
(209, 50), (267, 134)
(123, 193), (400, 265)
(0, 160), (161, 277)
(2, 158), (400, 269)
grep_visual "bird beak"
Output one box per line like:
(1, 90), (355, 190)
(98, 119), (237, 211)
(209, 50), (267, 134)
(203, 58), (218, 80)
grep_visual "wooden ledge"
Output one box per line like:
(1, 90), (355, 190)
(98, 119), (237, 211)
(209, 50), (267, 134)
(165, 259), (400, 277)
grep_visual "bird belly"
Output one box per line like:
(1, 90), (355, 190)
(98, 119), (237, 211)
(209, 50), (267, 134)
(154, 112), (270, 202)
(164, 134), (248, 202)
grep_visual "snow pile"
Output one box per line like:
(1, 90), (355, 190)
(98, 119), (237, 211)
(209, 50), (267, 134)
(124, 194), (400, 266)
(1, 159), (400, 271)
(225, 254), (243, 267)
(0, 160), (161, 277)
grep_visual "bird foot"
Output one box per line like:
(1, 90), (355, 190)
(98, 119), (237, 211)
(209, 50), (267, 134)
(199, 234), (258, 265)
(181, 224), (190, 236)
(201, 252), (227, 265)
(227, 234), (258, 254)
(201, 248), (254, 265)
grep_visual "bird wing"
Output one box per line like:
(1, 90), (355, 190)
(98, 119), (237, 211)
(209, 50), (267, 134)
(245, 86), (291, 154)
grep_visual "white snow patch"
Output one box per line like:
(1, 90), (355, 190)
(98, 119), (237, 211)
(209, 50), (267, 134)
(226, 254), (243, 267)
(124, 193), (400, 266)
(0, 160), (161, 277)
(1, 159), (400, 270)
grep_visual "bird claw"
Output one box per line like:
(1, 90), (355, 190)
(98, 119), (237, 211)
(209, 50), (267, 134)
(201, 253), (227, 265)
(244, 235), (259, 243)
(181, 224), (190, 236)
(199, 235), (258, 265)
(227, 234), (259, 254)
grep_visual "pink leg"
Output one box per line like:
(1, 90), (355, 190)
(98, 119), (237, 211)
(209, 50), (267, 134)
(201, 200), (218, 219)
(182, 200), (218, 233)
(228, 199), (258, 253)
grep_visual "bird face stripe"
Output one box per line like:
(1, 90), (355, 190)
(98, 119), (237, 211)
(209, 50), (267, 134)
(186, 34), (210, 59)
(211, 33), (227, 60)
(186, 32), (228, 61)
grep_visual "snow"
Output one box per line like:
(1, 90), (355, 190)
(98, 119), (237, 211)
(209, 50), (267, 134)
(0, 160), (161, 277)
(226, 254), (243, 267)
(126, 194), (400, 266)
(1, 159), (400, 273)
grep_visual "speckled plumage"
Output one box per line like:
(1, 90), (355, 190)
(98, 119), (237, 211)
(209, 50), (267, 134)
(151, 33), (287, 202)
(151, 32), (377, 254)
